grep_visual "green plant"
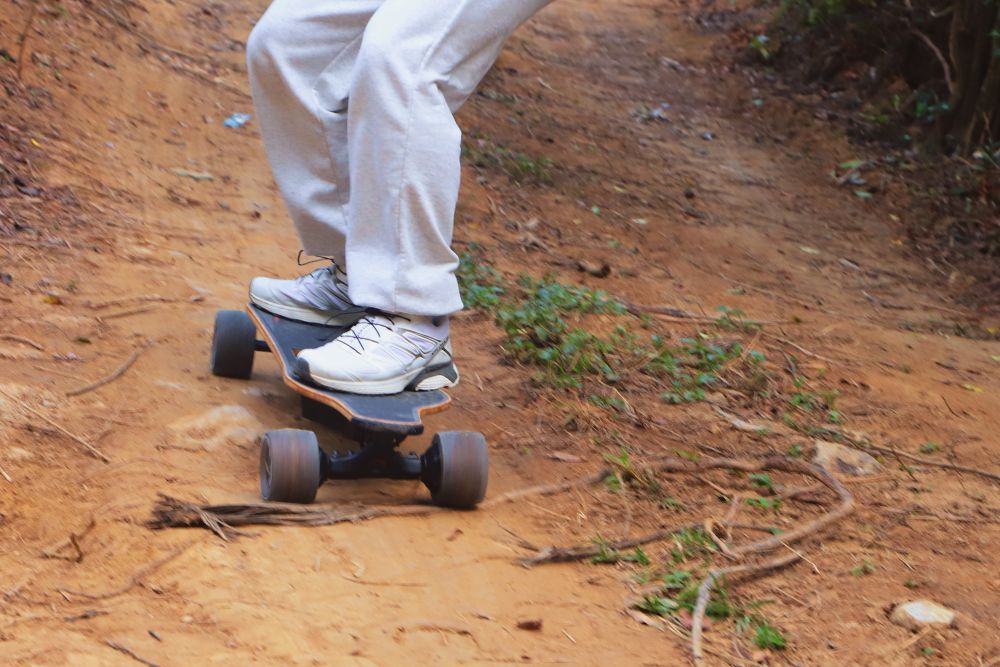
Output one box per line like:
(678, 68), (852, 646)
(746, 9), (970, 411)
(636, 595), (679, 616)
(495, 278), (625, 389)
(745, 496), (782, 513)
(919, 442), (941, 454)
(662, 569), (693, 589)
(652, 336), (760, 404)
(851, 558), (876, 577)
(591, 538), (651, 566)
(462, 137), (554, 185)
(749, 34), (771, 60)
(748, 473), (775, 492)
(456, 250), (505, 309)
(670, 527), (715, 564)
(754, 622), (788, 650)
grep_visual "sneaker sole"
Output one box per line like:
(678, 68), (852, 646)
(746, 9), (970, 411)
(295, 358), (460, 396)
(249, 293), (366, 327)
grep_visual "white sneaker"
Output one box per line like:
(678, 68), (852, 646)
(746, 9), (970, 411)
(249, 264), (366, 326)
(294, 314), (459, 395)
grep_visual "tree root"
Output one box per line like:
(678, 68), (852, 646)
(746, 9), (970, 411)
(519, 455), (853, 565)
(62, 541), (196, 600)
(691, 552), (803, 665)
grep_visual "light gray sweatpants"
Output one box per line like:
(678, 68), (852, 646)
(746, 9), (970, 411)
(247, 0), (553, 316)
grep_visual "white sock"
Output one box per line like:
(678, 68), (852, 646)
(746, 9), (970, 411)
(402, 314), (449, 341)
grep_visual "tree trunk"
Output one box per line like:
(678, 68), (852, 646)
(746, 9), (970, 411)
(937, 0), (1000, 152)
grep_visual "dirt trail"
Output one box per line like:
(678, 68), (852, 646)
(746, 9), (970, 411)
(2, 0), (999, 665)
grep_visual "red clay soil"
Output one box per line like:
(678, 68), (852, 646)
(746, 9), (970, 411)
(1, 0), (999, 665)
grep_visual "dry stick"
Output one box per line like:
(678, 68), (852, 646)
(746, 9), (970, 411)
(761, 332), (837, 365)
(16, 0), (40, 81)
(63, 542), (194, 600)
(66, 348), (144, 397)
(0, 388), (110, 463)
(88, 295), (174, 310)
(97, 305), (157, 321)
(0, 462), (12, 483)
(848, 438), (1000, 483)
(691, 552), (803, 666)
(0, 333), (45, 351)
(103, 640), (159, 667)
(625, 303), (786, 327)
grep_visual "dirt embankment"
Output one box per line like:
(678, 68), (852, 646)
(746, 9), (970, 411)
(1, 0), (999, 665)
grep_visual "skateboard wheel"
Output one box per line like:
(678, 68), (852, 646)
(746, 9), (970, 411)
(422, 431), (488, 509)
(259, 429), (323, 504)
(211, 310), (256, 379)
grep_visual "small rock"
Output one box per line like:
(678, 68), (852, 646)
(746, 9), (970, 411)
(163, 405), (263, 451)
(812, 440), (880, 476)
(889, 600), (957, 631)
(5, 447), (34, 462)
(516, 619), (543, 631)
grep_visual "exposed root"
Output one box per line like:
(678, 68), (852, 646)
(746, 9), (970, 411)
(519, 455), (853, 564)
(691, 552), (803, 666)
(62, 541), (196, 600)
(517, 523), (701, 566)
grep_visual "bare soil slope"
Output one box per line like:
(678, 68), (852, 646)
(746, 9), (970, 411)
(1, 0), (999, 665)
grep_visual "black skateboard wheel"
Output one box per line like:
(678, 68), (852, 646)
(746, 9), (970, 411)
(211, 310), (256, 379)
(259, 429), (323, 504)
(422, 431), (489, 509)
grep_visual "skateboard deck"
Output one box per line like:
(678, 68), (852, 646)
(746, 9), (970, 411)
(247, 304), (450, 435)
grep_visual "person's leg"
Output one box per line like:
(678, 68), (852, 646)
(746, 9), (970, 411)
(247, 0), (383, 260)
(296, 0), (554, 394)
(345, 0), (555, 317)
(246, 0), (382, 324)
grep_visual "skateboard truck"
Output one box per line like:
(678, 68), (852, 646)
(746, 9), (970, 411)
(210, 308), (488, 509)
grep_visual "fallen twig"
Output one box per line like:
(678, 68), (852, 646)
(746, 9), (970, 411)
(0, 388), (110, 462)
(62, 541), (195, 600)
(149, 494), (446, 536)
(625, 303), (787, 326)
(16, 0), (40, 81)
(66, 348), (144, 397)
(88, 295), (175, 309)
(97, 305), (158, 321)
(761, 332), (837, 365)
(0, 333), (45, 351)
(517, 523), (700, 566)
(103, 640), (159, 667)
(0, 462), (11, 483)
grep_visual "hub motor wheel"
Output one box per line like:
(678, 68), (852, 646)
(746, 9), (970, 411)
(210, 310), (257, 379)
(259, 429), (323, 504)
(422, 431), (488, 509)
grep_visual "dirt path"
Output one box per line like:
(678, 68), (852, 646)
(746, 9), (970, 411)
(2, 0), (999, 665)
